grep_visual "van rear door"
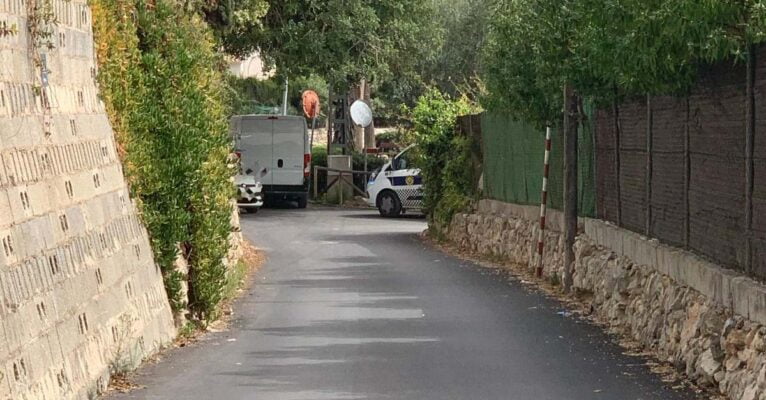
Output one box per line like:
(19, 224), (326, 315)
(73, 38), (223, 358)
(272, 118), (307, 187)
(239, 117), (274, 186)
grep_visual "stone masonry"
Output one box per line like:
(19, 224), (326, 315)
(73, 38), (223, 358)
(448, 199), (766, 400)
(0, 1), (175, 399)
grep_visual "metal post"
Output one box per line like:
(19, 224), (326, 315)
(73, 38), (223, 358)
(364, 126), (368, 186)
(613, 89), (622, 227)
(282, 77), (289, 116)
(645, 94), (653, 236)
(339, 171), (344, 206)
(746, 45), (756, 273)
(310, 112), (317, 150)
(684, 97), (691, 249)
(536, 127), (552, 278)
(313, 166), (318, 199)
(328, 85), (334, 154)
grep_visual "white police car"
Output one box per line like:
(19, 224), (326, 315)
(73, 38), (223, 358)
(366, 144), (423, 217)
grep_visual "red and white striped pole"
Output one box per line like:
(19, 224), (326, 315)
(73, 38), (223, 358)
(536, 127), (552, 278)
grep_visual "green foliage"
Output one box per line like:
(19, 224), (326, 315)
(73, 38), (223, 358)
(408, 89), (477, 234)
(93, 0), (235, 321)
(481, 0), (586, 125)
(254, 0), (440, 89)
(227, 76), (285, 116)
(372, 0), (492, 123)
(310, 145), (328, 197)
(27, 0), (57, 50)
(228, 74), (329, 125)
(370, 0), (493, 124)
(196, 0), (269, 58)
(430, 135), (474, 235)
(481, 0), (766, 124)
(426, 0), (490, 98)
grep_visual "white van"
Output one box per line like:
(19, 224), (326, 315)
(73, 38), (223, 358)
(366, 144), (424, 217)
(230, 115), (311, 208)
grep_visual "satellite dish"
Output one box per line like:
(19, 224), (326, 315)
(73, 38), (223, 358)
(302, 90), (320, 119)
(350, 100), (373, 128)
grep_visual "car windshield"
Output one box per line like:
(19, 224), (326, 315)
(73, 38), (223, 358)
(393, 147), (416, 171)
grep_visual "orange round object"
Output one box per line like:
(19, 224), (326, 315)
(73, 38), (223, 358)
(302, 90), (320, 119)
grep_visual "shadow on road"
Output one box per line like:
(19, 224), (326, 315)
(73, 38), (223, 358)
(340, 212), (426, 221)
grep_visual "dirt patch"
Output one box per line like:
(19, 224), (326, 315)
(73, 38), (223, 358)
(106, 372), (144, 394)
(207, 242), (266, 333)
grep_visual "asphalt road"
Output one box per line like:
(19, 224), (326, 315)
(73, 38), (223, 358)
(109, 207), (696, 400)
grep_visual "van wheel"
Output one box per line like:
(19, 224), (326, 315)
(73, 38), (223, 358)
(378, 191), (402, 217)
(297, 194), (308, 209)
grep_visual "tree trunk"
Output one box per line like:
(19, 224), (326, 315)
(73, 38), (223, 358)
(363, 81), (376, 151)
(562, 84), (579, 292)
(327, 84), (334, 152)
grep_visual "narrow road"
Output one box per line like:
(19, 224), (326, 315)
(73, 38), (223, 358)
(110, 208), (695, 400)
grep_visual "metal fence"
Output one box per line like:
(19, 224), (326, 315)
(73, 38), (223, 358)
(595, 47), (766, 279)
(480, 111), (596, 216)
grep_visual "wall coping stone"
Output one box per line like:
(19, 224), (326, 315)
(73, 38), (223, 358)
(477, 199), (766, 326)
(477, 199), (586, 233)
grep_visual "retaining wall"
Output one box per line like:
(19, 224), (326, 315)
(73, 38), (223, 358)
(0, 1), (175, 399)
(448, 199), (766, 399)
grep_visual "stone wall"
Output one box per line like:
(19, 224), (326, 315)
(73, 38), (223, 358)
(447, 199), (766, 399)
(0, 1), (175, 399)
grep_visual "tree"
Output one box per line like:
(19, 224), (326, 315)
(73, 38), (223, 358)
(481, 0), (598, 126)
(373, 0), (490, 123)
(196, 0), (269, 58)
(482, 0), (758, 120)
(426, 0), (490, 98)
(253, 0), (440, 89)
(480, 0), (766, 291)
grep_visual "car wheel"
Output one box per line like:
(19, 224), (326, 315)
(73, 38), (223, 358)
(378, 191), (402, 217)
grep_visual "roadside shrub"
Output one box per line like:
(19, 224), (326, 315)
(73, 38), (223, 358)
(431, 135), (474, 230)
(93, 0), (235, 320)
(310, 145), (328, 197)
(409, 89), (478, 236)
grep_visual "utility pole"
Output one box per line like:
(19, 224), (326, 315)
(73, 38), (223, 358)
(354, 81), (366, 151)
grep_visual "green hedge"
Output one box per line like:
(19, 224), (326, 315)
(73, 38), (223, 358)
(409, 89), (478, 236)
(93, 0), (234, 320)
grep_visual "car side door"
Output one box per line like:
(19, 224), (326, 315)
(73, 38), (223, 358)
(384, 157), (423, 208)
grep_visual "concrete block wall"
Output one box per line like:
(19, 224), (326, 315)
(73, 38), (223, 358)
(0, 1), (176, 399)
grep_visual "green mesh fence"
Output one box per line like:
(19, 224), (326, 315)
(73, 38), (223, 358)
(481, 107), (596, 217)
